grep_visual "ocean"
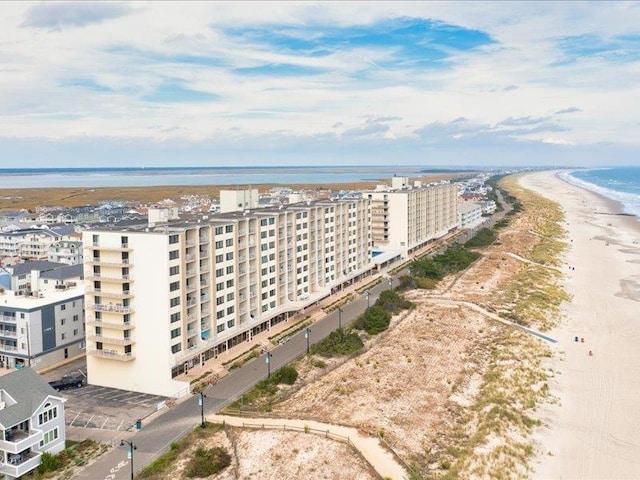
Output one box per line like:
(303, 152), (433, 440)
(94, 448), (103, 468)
(566, 167), (640, 219)
(0, 166), (460, 189)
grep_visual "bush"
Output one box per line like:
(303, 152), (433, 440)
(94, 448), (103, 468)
(37, 452), (61, 473)
(185, 447), (231, 478)
(375, 290), (414, 313)
(465, 228), (496, 248)
(415, 277), (439, 289)
(270, 366), (298, 385)
(354, 305), (392, 335)
(310, 330), (364, 357)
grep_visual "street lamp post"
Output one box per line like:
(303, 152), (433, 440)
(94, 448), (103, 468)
(304, 328), (311, 353)
(120, 440), (137, 480)
(197, 392), (206, 428)
(365, 290), (370, 309)
(265, 352), (273, 378)
(338, 307), (343, 330)
(388, 277), (393, 289)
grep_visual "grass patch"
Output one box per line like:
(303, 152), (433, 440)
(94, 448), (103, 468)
(310, 329), (364, 357)
(22, 440), (104, 480)
(354, 290), (414, 335)
(185, 446), (231, 478)
(137, 422), (224, 479)
(228, 366), (300, 411)
(465, 227), (497, 248)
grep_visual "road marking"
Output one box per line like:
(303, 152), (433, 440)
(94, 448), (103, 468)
(117, 419), (125, 431)
(101, 417), (110, 429)
(85, 414), (95, 427)
(70, 411), (81, 426)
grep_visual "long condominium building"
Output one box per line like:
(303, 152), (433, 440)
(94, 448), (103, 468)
(82, 198), (372, 396)
(366, 178), (459, 256)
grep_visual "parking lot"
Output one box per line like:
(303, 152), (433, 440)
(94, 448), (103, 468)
(40, 358), (168, 431)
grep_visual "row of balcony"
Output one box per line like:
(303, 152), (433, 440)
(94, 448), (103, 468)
(87, 348), (135, 361)
(87, 288), (133, 299)
(87, 243), (131, 251)
(86, 304), (134, 314)
(86, 274), (132, 282)
(86, 318), (134, 330)
(88, 334), (135, 346)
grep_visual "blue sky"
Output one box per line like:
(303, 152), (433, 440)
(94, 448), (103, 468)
(1, 1), (640, 167)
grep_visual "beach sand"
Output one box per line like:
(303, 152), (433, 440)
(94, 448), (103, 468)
(521, 171), (640, 479)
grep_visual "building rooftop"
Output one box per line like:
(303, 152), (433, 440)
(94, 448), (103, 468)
(0, 367), (62, 429)
(0, 286), (85, 310)
(40, 264), (83, 281)
(11, 261), (66, 277)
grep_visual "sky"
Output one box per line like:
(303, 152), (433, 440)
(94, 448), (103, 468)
(1, 1), (640, 168)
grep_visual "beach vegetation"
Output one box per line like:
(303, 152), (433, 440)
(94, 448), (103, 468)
(465, 227), (497, 248)
(310, 329), (364, 357)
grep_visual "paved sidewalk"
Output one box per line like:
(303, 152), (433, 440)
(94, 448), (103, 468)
(209, 414), (408, 480)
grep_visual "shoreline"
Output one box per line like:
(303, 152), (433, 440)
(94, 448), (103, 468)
(520, 170), (640, 479)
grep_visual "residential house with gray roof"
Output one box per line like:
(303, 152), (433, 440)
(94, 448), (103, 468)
(0, 368), (66, 479)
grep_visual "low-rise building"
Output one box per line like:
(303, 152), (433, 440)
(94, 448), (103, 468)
(47, 241), (83, 266)
(0, 281), (85, 371)
(457, 202), (485, 230)
(0, 367), (66, 479)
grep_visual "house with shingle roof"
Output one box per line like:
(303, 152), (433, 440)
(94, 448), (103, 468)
(0, 368), (66, 479)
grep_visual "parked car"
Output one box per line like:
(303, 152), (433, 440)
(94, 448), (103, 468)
(48, 375), (84, 391)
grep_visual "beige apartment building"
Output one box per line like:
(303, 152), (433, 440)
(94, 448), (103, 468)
(366, 177), (459, 256)
(82, 198), (372, 397)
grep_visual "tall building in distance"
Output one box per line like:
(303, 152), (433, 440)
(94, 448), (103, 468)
(82, 198), (372, 396)
(366, 177), (459, 256)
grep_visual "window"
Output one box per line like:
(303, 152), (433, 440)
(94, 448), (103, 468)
(171, 343), (181, 354)
(215, 226), (223, 235)
(60, 304), (66, 311)
(226, 292), (234, 301)
(171, 328), (181, 339)
(226, 265), (234, 274)
(226, 306), (234, 314)
(39, 404), (58, 425)
(216, 282), (224, 291)
(225, 252), (233, 261)
(217, 324), (225, 333)
(226, 279), (234, 288)
(170, 281), (180, 292)
(226, 238), (233, 247)
(170, 297), (180, 307)
(215, 240), (223, 249)
(217, 310), (224, 319)
(73, 329), (78, 336)
(225, 225), (233, 233)
(216, 296), (224, 306)
(169, 234), (179, 244)
(170, 266), (180, 276)
(73, 314), (79, 322)
(60, 318), (66, 325)
(215, 254), (224, 263)
(40, 427), (59, 447)
(170, 312), (181, 323)
(227, 319), (235, 328)
(169, 250), (179, 260)
(61, 333), (66, 340)
(216, 268), (224, 277)
(260, 219), (268, 226)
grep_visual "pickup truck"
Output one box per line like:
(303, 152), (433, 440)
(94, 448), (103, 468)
(48, 375), (84, 391)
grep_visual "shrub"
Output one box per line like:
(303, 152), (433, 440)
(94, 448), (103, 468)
(464, 228), (496, 248)
(310, 329), (364, 357)
(37, 452), (61, 473)
(270, 366), (298, 385)
(354, 305), (392, 335)
(185, 447), (231, 478)
(375, 289), (414, 313)
(415, 277), (439, 289)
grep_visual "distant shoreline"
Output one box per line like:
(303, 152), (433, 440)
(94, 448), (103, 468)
(0, 172), (470, 210)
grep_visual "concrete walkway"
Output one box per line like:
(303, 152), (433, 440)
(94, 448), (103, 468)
(209, 414), (408, 480)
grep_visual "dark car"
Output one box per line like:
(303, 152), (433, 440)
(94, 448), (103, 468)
(48, 375), (84, 391)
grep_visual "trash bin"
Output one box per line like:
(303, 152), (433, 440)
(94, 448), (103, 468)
(574, 336), (579, 342)
(135, 419), (142, 430)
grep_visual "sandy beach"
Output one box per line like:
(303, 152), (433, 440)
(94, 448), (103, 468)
(521, 171), (640, 479)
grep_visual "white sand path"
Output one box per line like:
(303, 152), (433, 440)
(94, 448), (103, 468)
(209, 414), (408, 480)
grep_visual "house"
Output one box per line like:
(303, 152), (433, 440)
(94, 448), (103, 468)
(0, 368), (66, 479)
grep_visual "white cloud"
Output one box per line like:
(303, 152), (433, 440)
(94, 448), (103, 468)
(0, 1), (639, 166)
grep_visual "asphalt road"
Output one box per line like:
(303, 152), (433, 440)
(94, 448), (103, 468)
(76, 277), (396, 480)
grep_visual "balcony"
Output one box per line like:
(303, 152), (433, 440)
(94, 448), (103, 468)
(0, 451), (42, 478)
(0, 316), (16, 323)
(185, 253), (196, 262)
(186, 239), (196, 247)
(85, 274), (132, 282)
(87, 348), (135, 361)
(88, 334), (135, 346)
(86, 244), (131, 252)
(86, 304), (134, 314)
(87, 288), (133, 299)
(89, 259), (133, 268)
(199, 250), (209, 259)
(0, 345), (17, 352)
(0, 429), (43, 454)
(0, 329), (17, 338)
(86, 318), (134, 330)
(186, 284), (197, 293)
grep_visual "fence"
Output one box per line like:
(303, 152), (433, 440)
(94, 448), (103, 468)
(237, 421), (383, 480)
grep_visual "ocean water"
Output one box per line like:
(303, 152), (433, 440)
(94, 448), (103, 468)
(0, 166), (458, 189)
(566, 167), (640, 219)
